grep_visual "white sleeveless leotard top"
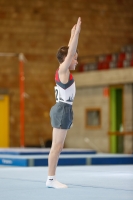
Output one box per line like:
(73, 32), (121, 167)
(54, 70), (76, 105)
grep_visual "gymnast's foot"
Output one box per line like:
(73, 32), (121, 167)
(46, 176), (68, 189)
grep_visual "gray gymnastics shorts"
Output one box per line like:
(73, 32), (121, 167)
(50, 102), (73, 130)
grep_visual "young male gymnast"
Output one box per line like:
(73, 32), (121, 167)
(46, 17), (81, 189)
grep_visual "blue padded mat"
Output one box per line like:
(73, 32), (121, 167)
(0, 148), (96, 155)
(0, 153), (133, 167)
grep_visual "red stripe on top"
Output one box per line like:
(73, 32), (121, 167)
(55, 70), (60, 82)
(69, 73), (73, 80)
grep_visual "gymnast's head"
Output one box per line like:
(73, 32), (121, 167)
(56, 46), (78, 70)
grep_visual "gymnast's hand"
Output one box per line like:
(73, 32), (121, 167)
(75, 17), (81, 34)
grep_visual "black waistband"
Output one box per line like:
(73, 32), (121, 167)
(56, 101), (72, 107)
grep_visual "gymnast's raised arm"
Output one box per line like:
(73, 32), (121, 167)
(59, 17), (81, 74)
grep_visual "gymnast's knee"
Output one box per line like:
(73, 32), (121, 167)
(51, 143), (63, 155)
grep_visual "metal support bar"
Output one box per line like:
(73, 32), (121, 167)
(19, 53), (25, 147)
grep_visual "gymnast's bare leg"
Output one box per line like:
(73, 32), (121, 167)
(46, 128), (68, 188)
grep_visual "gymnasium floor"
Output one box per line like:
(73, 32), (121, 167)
(0, 165), (133, 200)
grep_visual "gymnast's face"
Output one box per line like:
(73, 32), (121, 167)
(69, 53), (78, 70)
